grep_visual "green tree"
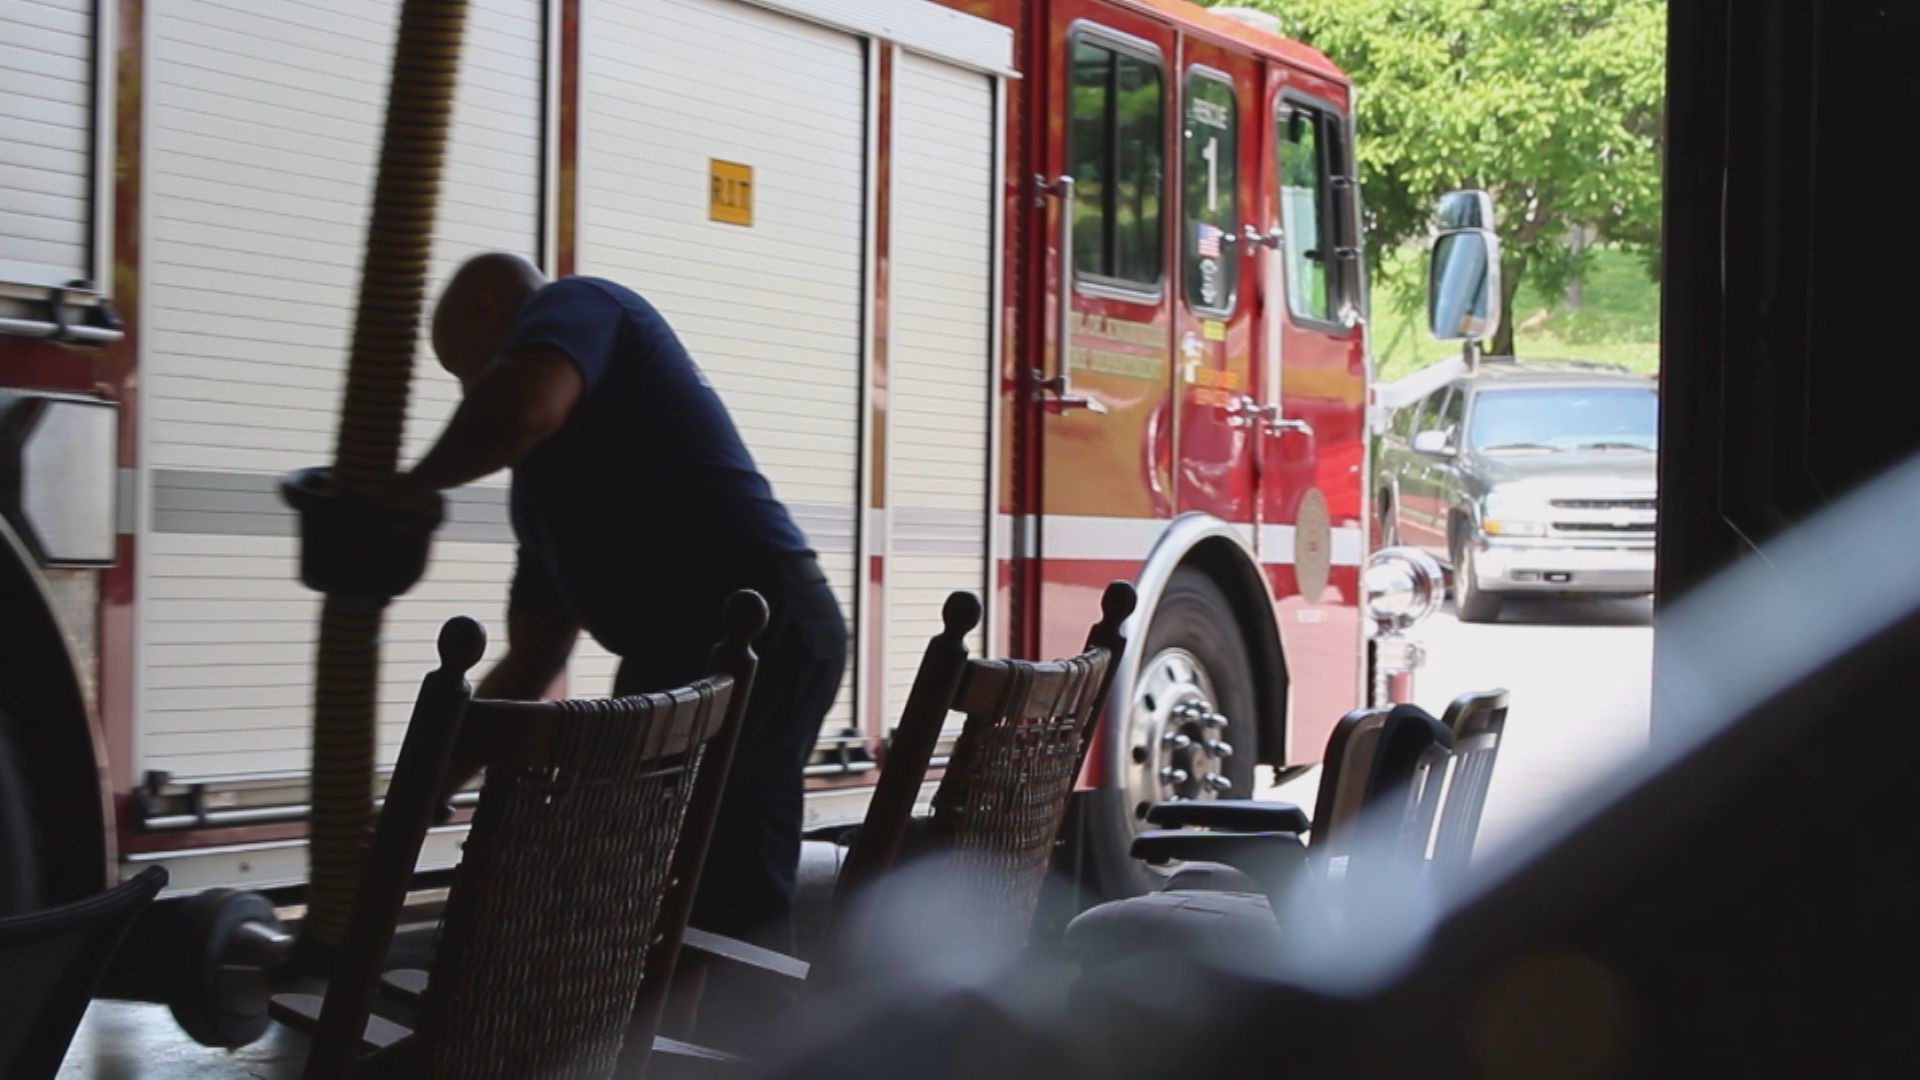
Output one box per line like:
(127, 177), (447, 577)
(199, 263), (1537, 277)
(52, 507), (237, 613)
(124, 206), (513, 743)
(1221, 0), (1666, 356)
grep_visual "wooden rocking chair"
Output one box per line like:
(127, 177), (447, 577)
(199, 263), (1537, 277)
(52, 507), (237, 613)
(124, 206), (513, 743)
(669, 582), (1136, 1027)
(271, 590), (768, 1079)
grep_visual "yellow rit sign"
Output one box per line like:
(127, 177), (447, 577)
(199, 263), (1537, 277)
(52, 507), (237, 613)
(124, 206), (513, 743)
(709, 159), (753, 226)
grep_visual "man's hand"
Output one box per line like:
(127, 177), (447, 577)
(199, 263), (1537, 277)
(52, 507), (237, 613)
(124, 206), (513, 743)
(440, 606), (580, 807)
(407, 345), (585, 492)
(477, 607), (579, 701)
(368, 469), (440, 512)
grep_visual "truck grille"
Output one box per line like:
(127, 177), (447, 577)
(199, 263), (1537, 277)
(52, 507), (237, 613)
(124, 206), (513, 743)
(1553, 521), (1654, 536)
(1548, 496), (1656, 538)
(1550, 497), (1656, 512)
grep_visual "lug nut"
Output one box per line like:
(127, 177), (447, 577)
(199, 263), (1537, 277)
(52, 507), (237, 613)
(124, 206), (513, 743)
(1207, 740), (1234, 759)
(1161, 731), (1192, 750)
(1204, 712), (1230, 730)
(1204, 773), (1233, 794)
(1159, 767), (1190, 785)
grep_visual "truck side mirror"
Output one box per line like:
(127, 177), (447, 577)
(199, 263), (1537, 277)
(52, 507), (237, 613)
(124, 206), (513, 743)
(1429, 188), (1501, 343)
(1428, 229), (1502, 342)
(1411, 430), (1454, 456)
(1435, 189), (1496, 230)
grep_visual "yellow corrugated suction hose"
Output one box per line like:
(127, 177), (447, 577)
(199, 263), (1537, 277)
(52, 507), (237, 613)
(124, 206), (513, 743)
(303, 0), (469, 960)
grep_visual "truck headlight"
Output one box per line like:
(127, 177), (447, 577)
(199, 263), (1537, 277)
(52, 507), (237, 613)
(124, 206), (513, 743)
(1364, 546), (1444, 631)
(1481, 491), (1549, 538)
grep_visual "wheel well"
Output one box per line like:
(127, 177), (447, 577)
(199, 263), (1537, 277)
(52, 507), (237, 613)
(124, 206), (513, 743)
(0, 517), (112, 902)
(1179, 538), (1290, 768)
(1448, 509), (1471, 559)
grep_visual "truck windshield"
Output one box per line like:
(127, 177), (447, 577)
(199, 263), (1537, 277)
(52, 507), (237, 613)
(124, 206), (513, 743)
(1468, 386), (1658, 452)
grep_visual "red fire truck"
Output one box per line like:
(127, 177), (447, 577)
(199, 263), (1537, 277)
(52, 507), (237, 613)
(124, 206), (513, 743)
(0, 0), (1453, 1042)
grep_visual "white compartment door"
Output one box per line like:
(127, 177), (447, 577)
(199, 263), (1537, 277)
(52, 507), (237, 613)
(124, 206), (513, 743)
(0, 0), (96, 288)
(882, 53), (997, 734)
(578, 0), (867, 736)
(139, 0), (546, 779)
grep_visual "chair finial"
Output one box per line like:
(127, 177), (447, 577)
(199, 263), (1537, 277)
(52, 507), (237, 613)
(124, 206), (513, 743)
(942, 591), (984, 637)
(438, 616), (487, 673)
(723, 589), (771, 645)
(1099, 581), (1138, 626)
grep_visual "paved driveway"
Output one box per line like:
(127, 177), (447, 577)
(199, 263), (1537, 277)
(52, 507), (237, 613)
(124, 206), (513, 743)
(1261, 594), (1653, 857)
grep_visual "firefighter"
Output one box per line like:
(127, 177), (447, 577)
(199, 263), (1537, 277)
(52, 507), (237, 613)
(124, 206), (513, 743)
(395, 252), (847, 952)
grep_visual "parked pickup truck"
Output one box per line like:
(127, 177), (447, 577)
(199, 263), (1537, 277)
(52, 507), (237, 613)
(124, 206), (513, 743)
(1376, 359), (1658, 622)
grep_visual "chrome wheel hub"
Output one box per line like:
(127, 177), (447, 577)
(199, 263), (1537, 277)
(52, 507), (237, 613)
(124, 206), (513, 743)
(1126, 649), (1236, 839)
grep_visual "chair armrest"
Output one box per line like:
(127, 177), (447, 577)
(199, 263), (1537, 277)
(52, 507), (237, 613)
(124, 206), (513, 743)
(1129, 830), (1309, 893)
(650, 1035), (749, 1076)
(381, 968), (428, 1005)
(1130, 829), (1306, 864)
(1143, 799), (1310, 834)
(678, 928), (810, 985)
(269, 992), (411, 1052)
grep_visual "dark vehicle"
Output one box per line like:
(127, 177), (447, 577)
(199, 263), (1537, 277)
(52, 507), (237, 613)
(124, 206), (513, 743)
(1376, 360), (1657, 622)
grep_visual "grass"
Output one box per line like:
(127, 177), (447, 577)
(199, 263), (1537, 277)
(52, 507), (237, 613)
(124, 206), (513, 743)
(1369, 245), (1661, 381)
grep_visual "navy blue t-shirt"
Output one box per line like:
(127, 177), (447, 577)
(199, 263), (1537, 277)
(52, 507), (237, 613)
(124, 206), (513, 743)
(498, 277), (812, 652)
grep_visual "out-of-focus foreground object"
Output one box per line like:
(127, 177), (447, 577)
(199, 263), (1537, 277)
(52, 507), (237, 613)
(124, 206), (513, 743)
(0, 866), (166, 1080)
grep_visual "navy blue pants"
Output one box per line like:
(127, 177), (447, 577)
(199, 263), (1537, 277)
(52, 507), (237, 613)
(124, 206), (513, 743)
(614, 572), (846, 952)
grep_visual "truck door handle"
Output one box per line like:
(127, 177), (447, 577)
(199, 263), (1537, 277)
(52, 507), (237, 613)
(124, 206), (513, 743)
(1035, 174), (1107, 417)
(1040, 374), (1109, 414)
(1225, 396), (1315, 440)
(1243, 224), (1283, 250)
(1262, 411), (1314, 439)
(1253, 401), (1313, 440)
(1223, 393), (1260, 429)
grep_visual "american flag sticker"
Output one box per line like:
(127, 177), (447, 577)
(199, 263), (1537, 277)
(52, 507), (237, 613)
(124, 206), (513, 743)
(1197, 223), (1222, 259)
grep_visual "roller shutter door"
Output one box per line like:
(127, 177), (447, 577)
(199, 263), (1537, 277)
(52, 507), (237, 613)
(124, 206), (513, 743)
(882, 53), (996, 734)
(139, 0), (546, 779)
(579, 0), (865, 736)
(0, 0), (96, 288)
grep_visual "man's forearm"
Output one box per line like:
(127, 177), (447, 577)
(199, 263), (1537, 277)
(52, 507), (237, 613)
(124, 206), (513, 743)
(408, 397), (552, 492)
(407, 347), (583, 492)
(476, 649), (567, 701)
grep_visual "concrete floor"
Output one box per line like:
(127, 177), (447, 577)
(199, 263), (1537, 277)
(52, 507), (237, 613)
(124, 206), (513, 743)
(58, 1003), (308, 1079)
(1400, 593), (1653, 856)
(1256, 593), (1653, 854)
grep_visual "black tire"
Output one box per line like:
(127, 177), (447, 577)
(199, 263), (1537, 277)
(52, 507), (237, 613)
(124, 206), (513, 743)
(1453, 535), (1505, 623)
(0, 709), (42, 916)
(1082, 568), (1261, 901)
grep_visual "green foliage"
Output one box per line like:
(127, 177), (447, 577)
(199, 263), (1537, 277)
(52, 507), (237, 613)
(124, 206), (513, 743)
(1372, 245), (1660, 379)
(1219, 0), (1666, 353)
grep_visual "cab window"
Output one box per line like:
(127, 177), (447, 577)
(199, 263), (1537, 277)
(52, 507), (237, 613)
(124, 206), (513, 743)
(1433, 387), (1467, 444)
(1277, 103), (1342, 323)
(1182, 69), (1238, 313)
(1070, 33), (1165, 289)
(1411, 389), (1444, 438)
(1391, 399), (1419, 439)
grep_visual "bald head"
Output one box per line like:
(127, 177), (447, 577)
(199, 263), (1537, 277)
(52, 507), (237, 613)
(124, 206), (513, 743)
(432, 252), (548, 385)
